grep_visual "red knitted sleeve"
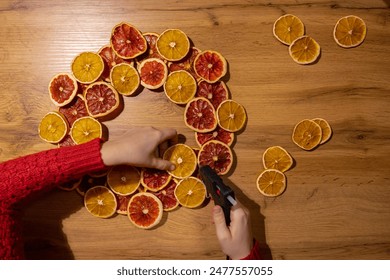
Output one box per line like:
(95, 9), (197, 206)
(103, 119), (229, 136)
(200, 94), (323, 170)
(0, 138), (106, 259)
(240, 239), (262, 260)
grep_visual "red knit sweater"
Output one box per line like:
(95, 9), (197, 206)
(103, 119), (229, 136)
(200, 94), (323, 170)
(0, 138), (261, 260)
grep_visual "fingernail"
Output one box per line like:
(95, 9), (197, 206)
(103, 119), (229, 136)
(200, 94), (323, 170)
(169, 164), (176, 171)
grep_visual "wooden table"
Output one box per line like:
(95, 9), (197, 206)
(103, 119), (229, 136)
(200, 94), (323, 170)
(1, 0), (389, 260)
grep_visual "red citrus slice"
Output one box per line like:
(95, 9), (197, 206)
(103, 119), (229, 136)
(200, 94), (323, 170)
(137, 58), (168, 89)
(140, 168), (172, 192)
(195, 126), (234, 147)
(127, 192), (163, 229)
(194, 50), (227, 83)
(138, 32), (165, 61)
(198, 140), (233, 175)
(58, 134), (76, 147)
(48, 73), (78, 107)
(110, 22), (147, 59)
(84, 82), (120, 118)
(59, 94), (88, 126)
(115, 193), (132, 215)
(195, 80), (228, 109)
(184, 97), (218, 132)
(154, 180), (179, 211)
(98, 45), (130, 82)
(168, 46), (201, 80)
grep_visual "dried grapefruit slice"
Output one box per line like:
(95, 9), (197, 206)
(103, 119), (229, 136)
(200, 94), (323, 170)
(71, 52), (104, 84)
(38, 111), (68, 144)
(195, 126), (234, 147)
(139, 32), (165, 61)
(84, 186), (117, 218)
(164, 70), (197, 104)
(168, 46), (201, 80)
(184, 97), (218, 133)
(127, 192), (163, 229)
(84, 82), (120, 118)
(198, 140), (233, 175)
(140, 168), (172, 192)
(292, 119), (322, 150)
(156, 29), (190, 61)
(70, 116), (102, 144)
(196, 80), (228, 109)
(273, 14), (305, 45)
(256, 169), (286, 197)
(163, 143), (197, 179)
(333, 15), (366, 48)
(110, 22), (147, 59)
(262, 146), (293, 172)
(107, 165), (140, 196)
(289, 36), (321, 65)
(194, 50), (227, 83)
(216, 99), (247, 132)
(98, 45), (130, 82)
(174, 176), (206, 208)
(137, 58), (168, 90)
(110, 63), (140, 95)
(115, 194), (132, 215)
(312, 118), (332, 144)
(59, 95), (88, 126)
(48, 73), (78, 107)
(154, 180), (179, 211)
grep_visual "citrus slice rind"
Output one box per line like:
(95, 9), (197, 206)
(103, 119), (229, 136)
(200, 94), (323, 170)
(333, 15), (366, 48)
(193, 50), (227, 83)
(98, 45), (130, 82)
(38, 111), (68, 144)
(174, 176), (207, 208)
(289, 35), (321, 65)
(312, 118), (332, 144)
(216, 99), (247, 133)
(110, 22), (147, 59)
(107, 165), (140, 196)
(262, 146), (293, 172)
(110, 62), (140, 95)
(256, 169), (286, 197)
(70, 116), (102, 145)
(195, 126), (234, 147)
(164, 70), (197, 104)
(137, 58), (168, 89)
(71, 52), (104, 84)
(198, 140), (233, 175)
(184, 97), (218, 133)
(48, 73), (78, 107)
(292, 119), (322, 150)
(127, 192), (163, 229)
(195, 80), (229, 109)
(163, 144), (197, 179)
(156, 29), (190, 61)
(84, 186), (117, 218)
(168, 46), (201, 81)
(273, 14), (305, 45)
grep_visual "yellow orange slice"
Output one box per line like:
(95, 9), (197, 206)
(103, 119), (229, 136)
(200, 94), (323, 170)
(333, 15), (366, 48)
(273, 14), (305, 45)
(163, 144), (197, 179)
(292, 119), (322, 150)
(262, 146), (293, 172)
(164, 70), (197, 104)
(156, 29), (190, 61)
(289, 36), (321, 64)
(38, 111), (68, 144)
(256, 169), (286, 197)
(71, 52), (104, 84)
(174, 176), (206, 208)
(312, 118), (332, 144)
(84, 186), (117, 218)
(107, 165), (140, 196)
(110, 63), (140, 95)
(70, 116), (102, 144)
(216, 99), (247, 132)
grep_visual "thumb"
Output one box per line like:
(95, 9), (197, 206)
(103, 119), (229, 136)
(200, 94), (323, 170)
(213, 205), (231, 240)
(151, 157), (175, 171)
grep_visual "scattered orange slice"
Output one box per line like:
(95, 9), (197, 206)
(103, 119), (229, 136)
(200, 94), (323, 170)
(289, 35), (321, 64)
(262, 146), (293, 172)
(256, 169), (286, 197)
(163, 143), (197, 179)
(273, 14), (305, 45)
(84, 186), (117, 218)
(71, 52), (104, 84)
(216, 99), (247, 132)
(312, 118), (332, 144)
(164, 70), (197, 104)
(156, 29), (190, 61)
(174, 176), (207, 208)
(110, 62), (140, 95)
(70, 116), (102, 144)
(333, 15), (366, 48)
(292, 119), (322, 150)
(107, 165), (140, 196)
(38, 111), (68, 144)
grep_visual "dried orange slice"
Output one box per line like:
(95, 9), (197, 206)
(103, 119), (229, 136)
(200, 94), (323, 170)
(168, 46), (201, 80)
(70, 116), (102, 145)
(154, 180), (179, 211)
(163, 143), (197, 179)
(273, 14), (305, 45)
(312, 118), (332, 144)
(216, 99), (247, 132)
(110, 22), (147, 59)
(198, 140), (233, 175)
(110, 63), (140, 95)
(292, 119), (322, 150)
(98, 45), (129, 82)
(195, 126), (234, 147)
(196, 80), (228, 109)
(194, 50), (227, 83)
(38, 111), (68, 143)
(71, 52), (104, 84)
(59, 95), (88, 126)
(140, 168), (172, 192)
(164, 70), (197, 104)
(156, 29), (190, 61)
(256, 169), (286, 197)
(84, 186), (117, 218)
(107, 165), (140, 196)
(262, 146), (293, 172)
(333, 15), (366, 48)
(48, 73), (78, 107)
(84, 82), (120, 118)
(184, 97), (218, 133)
(289, 36), (321, 65)
(127, 192), (163, 229)
(174, 176), (206, 208)
(137, 58), (168, 90)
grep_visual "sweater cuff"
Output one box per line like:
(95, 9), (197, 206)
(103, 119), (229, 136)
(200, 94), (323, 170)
(240, 239), (262, 260)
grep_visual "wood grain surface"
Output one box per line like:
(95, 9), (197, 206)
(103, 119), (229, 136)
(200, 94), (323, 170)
(1, 0), (390, 260)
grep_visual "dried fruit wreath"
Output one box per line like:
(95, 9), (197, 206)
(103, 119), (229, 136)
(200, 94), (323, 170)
(38, 22), (247, 229)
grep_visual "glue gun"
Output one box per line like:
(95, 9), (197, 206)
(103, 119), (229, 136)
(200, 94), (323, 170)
(199, 165), (236, 225)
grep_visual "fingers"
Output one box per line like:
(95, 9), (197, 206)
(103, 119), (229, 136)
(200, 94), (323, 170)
(151, 157), (176, 171)
(158, 127), (177, 143)
(212, 205), (231, 241)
